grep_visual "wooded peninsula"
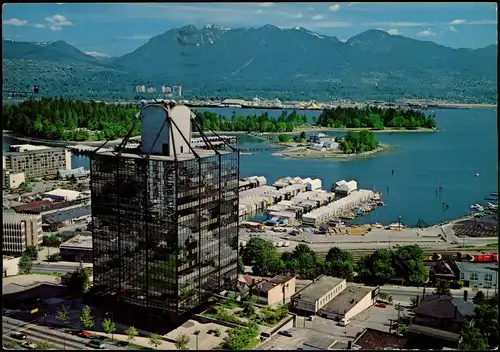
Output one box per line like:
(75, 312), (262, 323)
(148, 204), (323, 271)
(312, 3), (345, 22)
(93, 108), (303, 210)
(2, 99), (437, 142)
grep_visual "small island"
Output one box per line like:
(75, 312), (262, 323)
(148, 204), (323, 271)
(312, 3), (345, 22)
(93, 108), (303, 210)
(272, 130), (391, 159)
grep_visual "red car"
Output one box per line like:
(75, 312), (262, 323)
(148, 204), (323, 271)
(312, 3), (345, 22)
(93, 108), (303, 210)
(375, 303), (387, 308)
(78, 331), (92, 338)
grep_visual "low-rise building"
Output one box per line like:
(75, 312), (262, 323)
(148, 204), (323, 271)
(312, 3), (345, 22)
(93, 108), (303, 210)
(430, 261), (456, 283)
(43, 189), (86, 202)
(57, 166), (89, 180)
(3, 256), (21, 276)
(3, 170), (25, 190)
(291, 276), (346, 315)
(254, 275), (296, 306)
(4, 145), (71, 179)
(408, 294), (475, 348)
(352, 328), (409, 350)
(319, 284), (378, 321)
(452, 262), (498, 289)
(59, 234), (93, 263)
(2, 211), (43, 254)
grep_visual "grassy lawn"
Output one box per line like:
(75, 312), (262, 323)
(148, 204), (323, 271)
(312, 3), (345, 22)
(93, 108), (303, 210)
(31, 272), (64, 277)
(485, 243), (498, 248)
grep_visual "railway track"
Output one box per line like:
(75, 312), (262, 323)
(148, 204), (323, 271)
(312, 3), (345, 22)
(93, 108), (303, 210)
(315, 248), (497, 262)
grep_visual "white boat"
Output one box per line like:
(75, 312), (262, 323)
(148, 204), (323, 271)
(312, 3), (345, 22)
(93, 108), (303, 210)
(470, 204), (484, 211)
(488, 202), (498, 210)
(475, 173), (480, 177)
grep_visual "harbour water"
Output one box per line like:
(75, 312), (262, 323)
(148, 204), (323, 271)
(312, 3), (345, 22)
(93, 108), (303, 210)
(3, 108), (497, 227)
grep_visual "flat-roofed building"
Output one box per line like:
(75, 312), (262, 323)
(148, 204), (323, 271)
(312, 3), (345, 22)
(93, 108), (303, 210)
(60, 234), (93, 263)
(2, 211), (43, 254)
(291, 276), (346, 315)
(43, 189), (85, 202)
(3, 170), (25, 189)
(453, 262), (498, 289)
(4, 145), (71, 178)
(319, 283), (378, 321)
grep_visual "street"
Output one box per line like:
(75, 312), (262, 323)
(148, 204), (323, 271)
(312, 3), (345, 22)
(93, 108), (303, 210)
(379, 285), (496, 305)
(33, 262), (90, 275)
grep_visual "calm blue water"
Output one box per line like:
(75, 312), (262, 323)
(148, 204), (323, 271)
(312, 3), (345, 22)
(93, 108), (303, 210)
(3, 108), (498, 227)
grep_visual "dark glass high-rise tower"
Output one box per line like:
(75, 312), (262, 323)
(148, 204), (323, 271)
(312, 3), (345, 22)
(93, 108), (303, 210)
(90, 103), (239, 316)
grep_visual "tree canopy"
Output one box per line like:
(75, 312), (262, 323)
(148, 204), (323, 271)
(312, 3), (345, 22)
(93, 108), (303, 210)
(2, 98), (140, 141)
(338, 130), (379, 154)
(357, 245), (428, 284)
(316, 106), (437, 130)
(193, 109), (307, 133)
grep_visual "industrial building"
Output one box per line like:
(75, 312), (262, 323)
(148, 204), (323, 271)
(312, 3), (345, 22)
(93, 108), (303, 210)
(60, 234), (93, 263)
(291, 276), (346, 315)
(291, 276), (379, 321)
(43, 189), (87, 202)
(90, 102), (239, 319)
(2, 211), (43, 254)
(319, 284), (378, 321)
(3, 144), (72, 178)
(302, 189), (375, 226)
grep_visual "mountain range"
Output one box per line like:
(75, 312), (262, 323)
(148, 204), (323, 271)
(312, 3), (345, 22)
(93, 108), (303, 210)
(2, 25), (497, 102)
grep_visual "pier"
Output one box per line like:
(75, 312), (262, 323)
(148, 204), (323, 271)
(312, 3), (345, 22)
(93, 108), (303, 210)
(236, 146), (284, 153)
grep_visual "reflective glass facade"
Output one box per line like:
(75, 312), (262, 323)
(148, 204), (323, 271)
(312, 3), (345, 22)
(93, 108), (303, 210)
(91, 148), (239, 316)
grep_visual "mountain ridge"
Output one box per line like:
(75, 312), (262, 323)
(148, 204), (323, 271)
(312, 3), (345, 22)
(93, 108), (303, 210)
(2, 25), (497, 103)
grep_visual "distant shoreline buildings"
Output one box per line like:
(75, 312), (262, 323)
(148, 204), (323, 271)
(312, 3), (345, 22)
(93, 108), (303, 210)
(136, 85), (182, 98)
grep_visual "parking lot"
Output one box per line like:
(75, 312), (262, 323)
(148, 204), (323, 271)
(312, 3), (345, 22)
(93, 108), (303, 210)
(259, 305), (404, 350)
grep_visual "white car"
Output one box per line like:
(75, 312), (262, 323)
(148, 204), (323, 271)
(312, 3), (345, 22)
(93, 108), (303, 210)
(338, 318), (350, 326)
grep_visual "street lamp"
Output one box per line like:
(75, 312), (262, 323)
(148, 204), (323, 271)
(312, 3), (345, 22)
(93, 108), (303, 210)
(398, 216), (402, 231)
(105, 312), (114, 341)
(194, 330), (200, 350)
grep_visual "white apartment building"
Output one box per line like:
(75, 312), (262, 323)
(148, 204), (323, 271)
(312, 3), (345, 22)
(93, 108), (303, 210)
(2, 212), (43, 254)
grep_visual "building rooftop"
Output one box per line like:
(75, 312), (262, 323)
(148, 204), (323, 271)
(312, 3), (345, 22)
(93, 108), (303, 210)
(407, 324), (461, 342)
(354, 328), (408, 350)
(413, 294), (475, 322)
(13, 199), (88, 214)
(43, 205), (91, 224)
(60, 234), (93, 250)
(5, 146), (66, 155)
(303, 335), (338, 350)
(96, 148), (231, 161)
(321, 284), (373, 315)
(44, 189), (83, 199)
(294, 276), (345, 303)
(455, 261), (499, 274)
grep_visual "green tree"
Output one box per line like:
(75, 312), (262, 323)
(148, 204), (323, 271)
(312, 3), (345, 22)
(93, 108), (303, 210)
(101, 318), (116, 338)
(299, 131), (307, 140)
(174, 333), (190, 350)
(63, 264), (91, 293)
(357, 249), (395, 283)
(24, 245), (38, 260)
(472, 291), (486, 305)
(79, 305), (95, 329)
(435, 281), (451, 296)
(292, 244), (315, 259)
(221, 323), (259, 350)
(324, 247), (355, 280)
(238, 256), (245, 274)
(242, 301), (256, 317)
(56, 305), (71, 325)
(460, 326), (488, 350)
(393, 245), (428, 284)
(125, 326), (139, 343)
(70, 174), (78, 184)
(148, 333), (163, 349)
(19, 252), (33, 274)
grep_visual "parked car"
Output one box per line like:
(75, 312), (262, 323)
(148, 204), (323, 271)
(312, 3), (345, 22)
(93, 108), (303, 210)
(10, 333), (27, 340)
(338, 318), (351, 327)
(78, 331), (92, 338)
(116, 341), (129, 347)
(278, 330), (293, 337)
(375, 303), (387, 308)
(88, 339), (106, 349)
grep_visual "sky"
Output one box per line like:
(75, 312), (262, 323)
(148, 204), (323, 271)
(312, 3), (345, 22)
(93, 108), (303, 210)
(2, 2), (498, 57)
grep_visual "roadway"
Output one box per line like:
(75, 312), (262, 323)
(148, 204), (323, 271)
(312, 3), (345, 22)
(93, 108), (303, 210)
(32, 262), (91, 274)
(2, 317), (93, 350)
(379, 286), (496, 305)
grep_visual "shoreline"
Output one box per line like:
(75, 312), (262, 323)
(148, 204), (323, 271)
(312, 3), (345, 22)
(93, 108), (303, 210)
(272, 143), (394, 160)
